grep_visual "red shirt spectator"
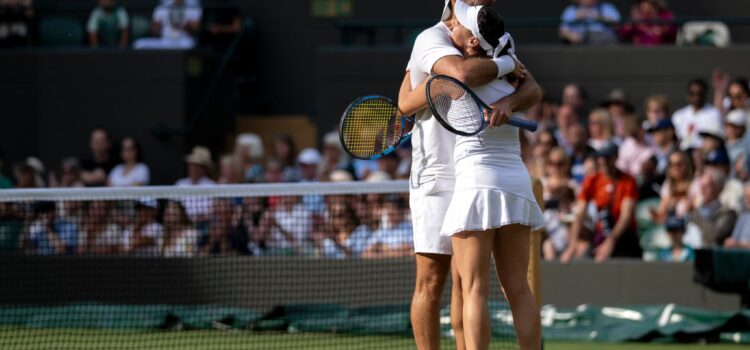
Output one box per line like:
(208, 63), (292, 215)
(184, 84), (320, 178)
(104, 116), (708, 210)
(620, 0), (677, 46)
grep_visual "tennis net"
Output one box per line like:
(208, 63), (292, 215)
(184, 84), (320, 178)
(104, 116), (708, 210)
(0, 181), (521, 349)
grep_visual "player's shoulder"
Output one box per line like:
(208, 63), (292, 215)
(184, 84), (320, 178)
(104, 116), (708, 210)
(414, 22), (451, 45)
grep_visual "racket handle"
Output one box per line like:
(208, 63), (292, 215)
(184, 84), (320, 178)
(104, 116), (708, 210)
(507, 116), (538, 132)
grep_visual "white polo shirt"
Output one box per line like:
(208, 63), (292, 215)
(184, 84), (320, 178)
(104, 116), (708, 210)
(671, 103), (722, 150)
(408, 22), (461, 185)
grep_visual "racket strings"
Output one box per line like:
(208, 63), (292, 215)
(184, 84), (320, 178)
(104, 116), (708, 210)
(429, 78), (485, 135)
(341, 98), (402, 158)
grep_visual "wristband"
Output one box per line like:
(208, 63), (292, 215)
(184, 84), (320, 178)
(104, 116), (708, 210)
(492, 55), (515, 79)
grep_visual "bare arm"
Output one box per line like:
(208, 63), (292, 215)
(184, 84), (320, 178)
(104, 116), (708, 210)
(561, 199), (588, 264)
(89, 33), (99, 48)
(397, 71), (428, 116)
(485, 64), (543, 127)
(432, 55), (499, 87)
(119, 29), (129, 49)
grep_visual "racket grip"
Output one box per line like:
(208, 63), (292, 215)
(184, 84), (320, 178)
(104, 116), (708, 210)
(508, 116), (538, 132)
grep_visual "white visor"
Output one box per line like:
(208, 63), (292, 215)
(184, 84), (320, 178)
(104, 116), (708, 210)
(454, 0), (495, 55)
(441, 0), (451, 21)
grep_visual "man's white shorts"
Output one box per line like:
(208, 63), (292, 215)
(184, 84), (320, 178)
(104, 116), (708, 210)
(410, 177), (454, 255)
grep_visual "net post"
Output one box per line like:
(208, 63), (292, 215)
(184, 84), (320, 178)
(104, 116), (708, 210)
(528, 177), (544, 311)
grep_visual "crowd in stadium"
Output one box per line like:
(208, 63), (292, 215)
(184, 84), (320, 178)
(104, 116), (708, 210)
(0, 0), (727, 48)
(1, 0), (748, 260)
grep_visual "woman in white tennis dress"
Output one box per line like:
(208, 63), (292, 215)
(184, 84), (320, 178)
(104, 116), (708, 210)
(442, 2), (544, 349)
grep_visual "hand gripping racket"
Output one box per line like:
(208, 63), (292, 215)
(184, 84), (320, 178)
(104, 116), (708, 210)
(426, 75), (538, 136)
(339, 95), (414, 160)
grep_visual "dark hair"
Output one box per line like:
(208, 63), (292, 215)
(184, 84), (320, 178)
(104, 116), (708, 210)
(273, 133), (296, 166)
(687, 78), (708, 92)
(730, 77), (750, 96)
(477, 7), (505, 48)
(121, 137), (144, 163)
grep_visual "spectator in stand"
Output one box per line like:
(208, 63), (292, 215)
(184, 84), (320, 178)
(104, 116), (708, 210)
(562, 144), (641, 263)
(601, 89), (634, 140)
(617, 115), (653, 178)
(362, 197), (413, 259)
(263, 159), (284, 184)
(297, 148), (325, 214)
(271, 133), (300, 182)
(0, 0), (33, 48)
(22, 201), (79, 255)
(13, 157), (45, 188)
(297, 148), (322, 183)
(262, 195), (313, 256)
(203, 0), (241, 49)
(644, 94), (672, 125)
(562, 83), (588, 117)
(48, 158), (84, 188)
(176, 146), (215, 241)
(687, 170), (737, 247)
(318, 131), (354, 182)
(638, 156), (661, 201)
(79, 200), (121, 255)
(620, 0), (676, 46)
(700, 149), (744, 214)
(560, 0), (621, 45)
(725, 109), (748, 171)
(108, 137), (150, 187)
(567, 123), (596, 185)
(0, 150), (11, 189)
(554, 106), (580, 151)
(656, 216), (694, 262)
(587, 108), (616, 151)
(234, 133), (264, 183)
(176, 146), (215, 187)
(217, 154), (243, 184)
(235, 197), (269, 256)
(542, 147), (576, 199)
(672, 78), (723, 151)
(376, 153), (400, 181)
(527, 129), (558, 179)
(133, 0), (202, 49)
(543, 186), (576, 261)
(121, 199), (164, 256)
(87, 0), (129, 48)
(161, 200), (197, 257)
(725, 185), (750, 250)
(81, 128), (119, 187)
(654, 151), (694, 223)
(315, 201), (372, 258)
(712, 69), (750, 117)
(646, 119), (677, 176)
(0, 201), (23, 253)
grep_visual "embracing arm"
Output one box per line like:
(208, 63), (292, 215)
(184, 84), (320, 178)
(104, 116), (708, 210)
(485, 64), (543, 126)
(398, 71), (428, 116)
(432, 55), (499, 87)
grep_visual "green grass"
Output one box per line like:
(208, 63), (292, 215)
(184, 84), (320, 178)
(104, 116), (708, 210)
(0, 328), (746, 350)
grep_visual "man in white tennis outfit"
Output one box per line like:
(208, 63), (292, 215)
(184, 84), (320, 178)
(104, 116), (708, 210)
(405, 1), (542, 349)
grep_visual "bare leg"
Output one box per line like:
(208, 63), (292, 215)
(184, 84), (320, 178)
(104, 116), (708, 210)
(451, 258), (466, 350)
(453, 231), (495, 350)
(412, 253), (452, 350)
(493, 224), (541, 350)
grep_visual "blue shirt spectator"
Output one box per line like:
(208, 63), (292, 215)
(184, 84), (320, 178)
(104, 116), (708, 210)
(560, 0), (621, 45)
(25, 202), (79, 255)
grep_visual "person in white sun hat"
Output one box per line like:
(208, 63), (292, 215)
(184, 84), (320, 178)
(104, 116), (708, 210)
(396, 1), (543, 349)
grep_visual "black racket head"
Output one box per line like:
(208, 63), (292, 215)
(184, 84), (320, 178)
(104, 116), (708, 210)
(339, 96), (408, 160)
(426, 75), (487, 136)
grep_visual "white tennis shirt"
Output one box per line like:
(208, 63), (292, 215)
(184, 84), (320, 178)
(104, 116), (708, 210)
(408, 22), (462, 185)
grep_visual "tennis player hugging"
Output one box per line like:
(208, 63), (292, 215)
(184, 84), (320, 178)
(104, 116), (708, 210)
(398, 1), (544, 349)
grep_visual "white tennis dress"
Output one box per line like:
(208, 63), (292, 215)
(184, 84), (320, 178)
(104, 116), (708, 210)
(441, 79), (545, 236)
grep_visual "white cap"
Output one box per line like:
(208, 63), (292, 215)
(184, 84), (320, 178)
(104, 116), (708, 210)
(323, 131), (343, 149)
(454, 0), (494, 54)
(235, 133), (264, 159)
(329, 169), (354, 182)
(365, 171), (392, 182)
(698, 122), (726, 141)
(297, 148), (322, 165)
(726, 109), (749, 127)
(23, 157), (45, 174)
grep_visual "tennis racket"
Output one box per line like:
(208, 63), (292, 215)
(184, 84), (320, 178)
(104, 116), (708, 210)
(339, 95), (415, 160)
(426, 74), (538, 136)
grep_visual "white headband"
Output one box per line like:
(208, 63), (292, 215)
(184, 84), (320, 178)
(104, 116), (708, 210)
(454, 0), (495, 55)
